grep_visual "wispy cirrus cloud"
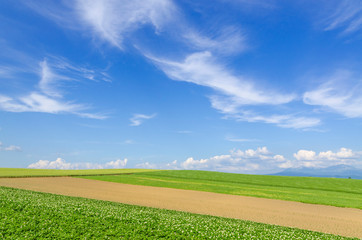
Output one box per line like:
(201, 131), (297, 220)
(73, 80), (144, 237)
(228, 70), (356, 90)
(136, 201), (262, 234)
(147, 51), (295, 106)
(323, 0), (362, 34)
(145, 51), (319, 129)
(29, 0), (245, 56)
(74, 0), (178, 49)
(129, 113), (156, 126)
(225, 136), (258, 142)
(0, 46), (109, 119)
(26, 0), (321, 129)
(28, 157), (128, 169)
(224, 111), (321, 129)
(184, 26), (246, 55)
(0, 141), (22, 152)
(304, 70), (362, 118)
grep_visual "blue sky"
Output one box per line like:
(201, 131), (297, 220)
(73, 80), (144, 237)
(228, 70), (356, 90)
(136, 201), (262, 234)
(1, 0), (362, 173)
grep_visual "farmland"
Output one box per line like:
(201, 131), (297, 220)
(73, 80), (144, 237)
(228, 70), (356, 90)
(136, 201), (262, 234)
(81, 170), (362, 209)
(0, 186), (355, 239)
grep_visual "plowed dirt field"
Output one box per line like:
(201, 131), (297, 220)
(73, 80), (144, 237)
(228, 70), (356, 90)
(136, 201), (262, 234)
(1, 177), (361, 238)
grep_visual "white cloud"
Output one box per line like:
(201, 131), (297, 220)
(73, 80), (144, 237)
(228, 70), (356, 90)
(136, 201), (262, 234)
(25, 0), (320, 129)
(135, 159), (179, 170)
(135, 161), (158, 169)
(3, 145), (22, 151)
(177, 130), (192, 134)
(0, 92), (82, 113)
(324, 0), (362, 34)
(39, 60), (62, 98)
(104, 159), (128, 168)
(294, 150), (316, 161)
(224, 110), (320, 129)
(129, 113), (156, 126)
(122, 139), (135, 144)
(303, 70), (362, 118)
(145, 51), (318, 129)
(75, 0), (247, 56)
(0, 57), (108, 119)
(136, 147), (362, 173)
(0, 141), (22, 152)
(292, 148), (361, 168)
(221, 0), (276, 9)
(225, 136), (257, 142)
(148, 51), (294, 107)
(184, 26), (246, 55)
(74, 0), (177, 49)
(27, 157), (128, 170)
(178, 147), (287, 174)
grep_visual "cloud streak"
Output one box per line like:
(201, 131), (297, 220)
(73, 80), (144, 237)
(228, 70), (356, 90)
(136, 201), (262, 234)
(74, 0), (177, 49)
(0, 55), (109, 119)
(324, 0), (362, 34)
(304, 70), (362, 118)
(226, 111), (321, 129)
(148, 51), (295, 107)
(130, 113), (156, 126)
(0, 142), (22, 152)
(26, 0), (323, 129)
(145, 51), (320, 129)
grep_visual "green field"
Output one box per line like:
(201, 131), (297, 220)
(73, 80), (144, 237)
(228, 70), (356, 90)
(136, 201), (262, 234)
(80, 170), (362, 209)
(0, 168), (156, 177)
(0, 186), (354, 239)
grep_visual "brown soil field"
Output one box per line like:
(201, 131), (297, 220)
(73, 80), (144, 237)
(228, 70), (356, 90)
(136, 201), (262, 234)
(1, 177), (361, 238)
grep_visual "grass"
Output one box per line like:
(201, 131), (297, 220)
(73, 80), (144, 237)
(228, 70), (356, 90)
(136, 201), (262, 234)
(0, 186), (355, 239)
(0, 168), (157, 177)
(80, 170), (362, 209)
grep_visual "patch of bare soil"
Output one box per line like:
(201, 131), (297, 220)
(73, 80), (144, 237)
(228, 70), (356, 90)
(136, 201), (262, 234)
(1, 177), (361, 238)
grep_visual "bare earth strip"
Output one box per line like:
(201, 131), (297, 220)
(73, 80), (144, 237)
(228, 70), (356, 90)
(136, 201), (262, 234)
(1, 177), (361, 238)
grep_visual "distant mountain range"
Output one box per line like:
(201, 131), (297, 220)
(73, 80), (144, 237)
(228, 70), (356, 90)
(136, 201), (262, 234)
(273, 164), (362, 179)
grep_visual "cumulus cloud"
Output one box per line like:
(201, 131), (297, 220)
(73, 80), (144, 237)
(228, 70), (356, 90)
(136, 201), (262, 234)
(179, 147), (286, 174)
(171, 147), (286, 174)
(303, 70), (362, 118)
(135, 162), (158, 169)
(136, 147), (362, 173)
(129, 113), (156, 126)
(27, 157), (128, 170)
(290, 148), (361, 168)
(135, 160), (179, 170)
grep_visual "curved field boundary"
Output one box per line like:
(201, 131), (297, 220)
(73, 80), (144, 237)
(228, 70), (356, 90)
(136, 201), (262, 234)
(0, 177), (361, 238)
